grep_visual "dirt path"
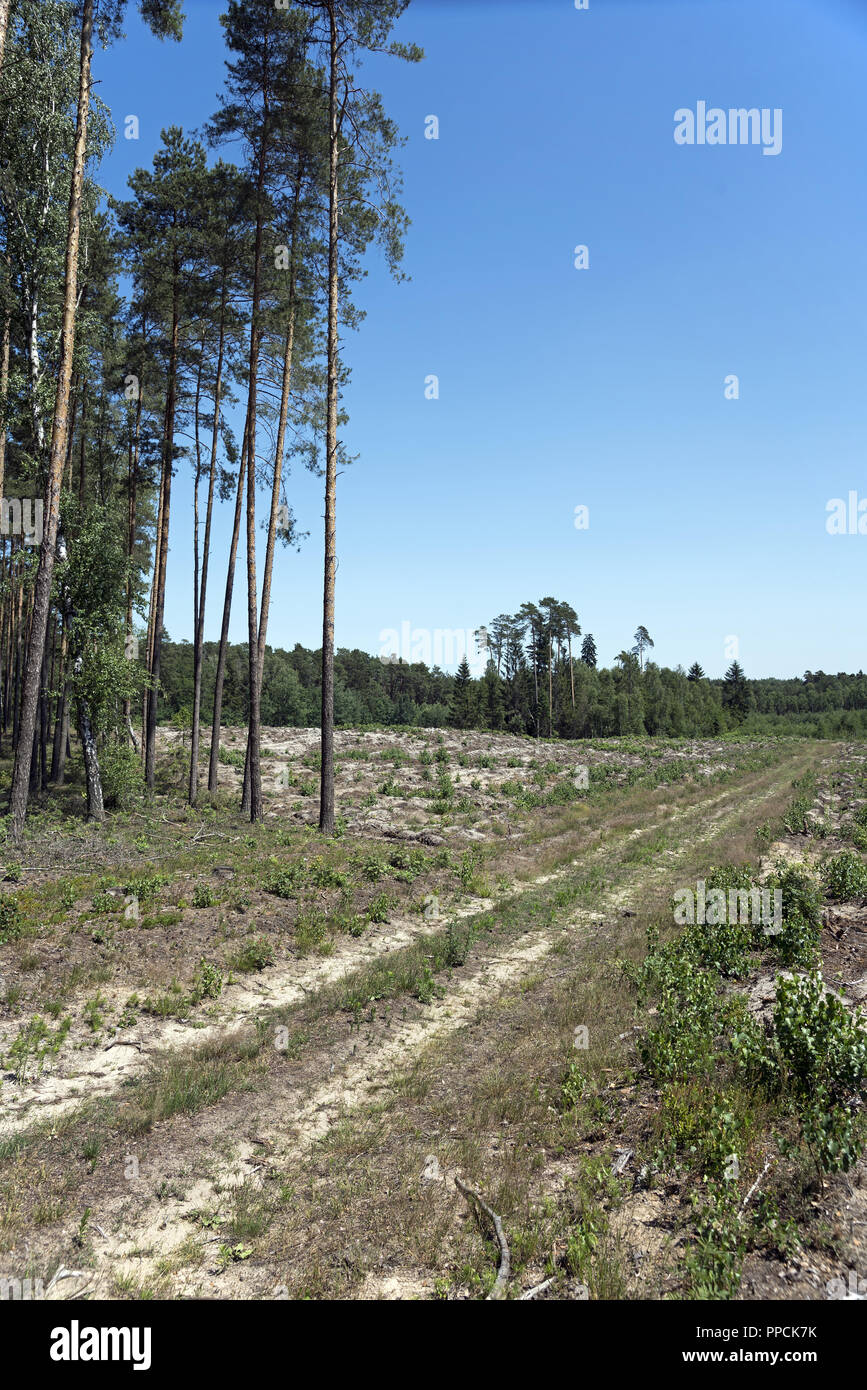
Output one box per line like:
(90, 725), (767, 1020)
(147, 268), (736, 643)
(0, 748), (812, 1138)
(29, 749), (818, 1298)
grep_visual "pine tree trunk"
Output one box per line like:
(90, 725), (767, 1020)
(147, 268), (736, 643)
(49, 628), (68, 785)
(190, 274), (227, 805)
(8, 0), (94, 844)
(0, 278), (9, 504)
(144, 288), (179, 791)
(142, 455), (165, 757)
(242, 331), (298, 808)
(548, 631), (553, 738)
(241, 172), (303, 809)
(208, 421), (248, 792)
(319, 1), (340, 836)
(123, 380), (141, 736)
(241, 121), (270, 822)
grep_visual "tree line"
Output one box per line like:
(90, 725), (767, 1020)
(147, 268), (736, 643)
(154, 634), (867, 742)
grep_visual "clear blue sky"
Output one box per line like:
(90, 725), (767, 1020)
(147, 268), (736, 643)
(94, 0), (867, 678)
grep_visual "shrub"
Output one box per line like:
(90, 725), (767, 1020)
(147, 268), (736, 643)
(264, 864), (306, 898)
(772, 971), (867, 1174)
(100, 741), (143, 810)
(309, 858), (346, 889)
(365, 892), (390, 924)
(228, 937), (274, 972)
(0, 897), (26, 944)
(821, 851), (867, 901)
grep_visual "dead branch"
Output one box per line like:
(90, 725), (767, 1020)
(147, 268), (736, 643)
(520, 1278), (553, 1300)
(739, 1156), (777, 1213)
(455, 1177), (511, 1300)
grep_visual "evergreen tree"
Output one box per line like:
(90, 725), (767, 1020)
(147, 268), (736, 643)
(481, 659), (505, 730)
(722, 659), (750, 722)
(580, 632), (597, 667)
(301, 0), (421, 834)
(450, 656), (473, 729)
(632, 624), (654, 673)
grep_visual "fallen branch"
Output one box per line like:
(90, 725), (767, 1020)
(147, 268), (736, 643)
(455, 1177), (511, 1300)
(520, 1277), (553, 1301)
(739, 1157), (777, 1214)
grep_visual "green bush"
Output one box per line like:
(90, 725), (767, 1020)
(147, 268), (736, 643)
(100, 741), (143, 810)
(0, 897), (26, 944)
(228, 936), (274, 972)
(264, 864), (306, 898)
(821, 851), (867, 901)
(365, 892), (390, 924)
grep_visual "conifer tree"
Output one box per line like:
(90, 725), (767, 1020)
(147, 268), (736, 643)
(299, 0), (421, 834)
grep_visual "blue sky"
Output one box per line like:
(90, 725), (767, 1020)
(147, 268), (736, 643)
(94, 0), (867, 678)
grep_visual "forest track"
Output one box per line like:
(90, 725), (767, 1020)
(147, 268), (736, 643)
(8, 743), (821, 1298)
(0, 744), (814, 1137)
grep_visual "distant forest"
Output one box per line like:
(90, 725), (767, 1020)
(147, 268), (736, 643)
(158, 638), (867, 741)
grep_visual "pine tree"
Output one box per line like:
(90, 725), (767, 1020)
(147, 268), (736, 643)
(116, 127), (209, 792)
(302, 0), (421, 834)
(481, 660), (505, 730)
(687, 661), (705, 681)
(632, 624), (654, 673)
(450, 657), (473, 729)
(580, 633), (597, 668)
(722, 660), (750, 722)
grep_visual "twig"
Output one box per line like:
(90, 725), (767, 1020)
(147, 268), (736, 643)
(455, 1177), (511, 1300)
(520, 1277), (553, 1301)
(740, 1157), (777, 1214)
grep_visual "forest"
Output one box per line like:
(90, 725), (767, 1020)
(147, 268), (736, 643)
(0, 0), (424, 839)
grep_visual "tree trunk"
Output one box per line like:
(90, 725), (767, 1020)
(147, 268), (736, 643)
(144, 283), (179, 791)
(319, 0), (340, 836)
(548, 629), (553, 738)
(190, 274), (227, 805)
(0, 277), (9, 505)
(242, 281), (298, 807)
(142, 453), (165, 756)
(0, 1), (11, 78)
(241, 119), (270, 822)
(8, 0), (94, 844)
(207, 421), (248, 792)
(49, 626), (68, 784)
(123, 377), (142, 736)
(77, 682), (104, 822)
